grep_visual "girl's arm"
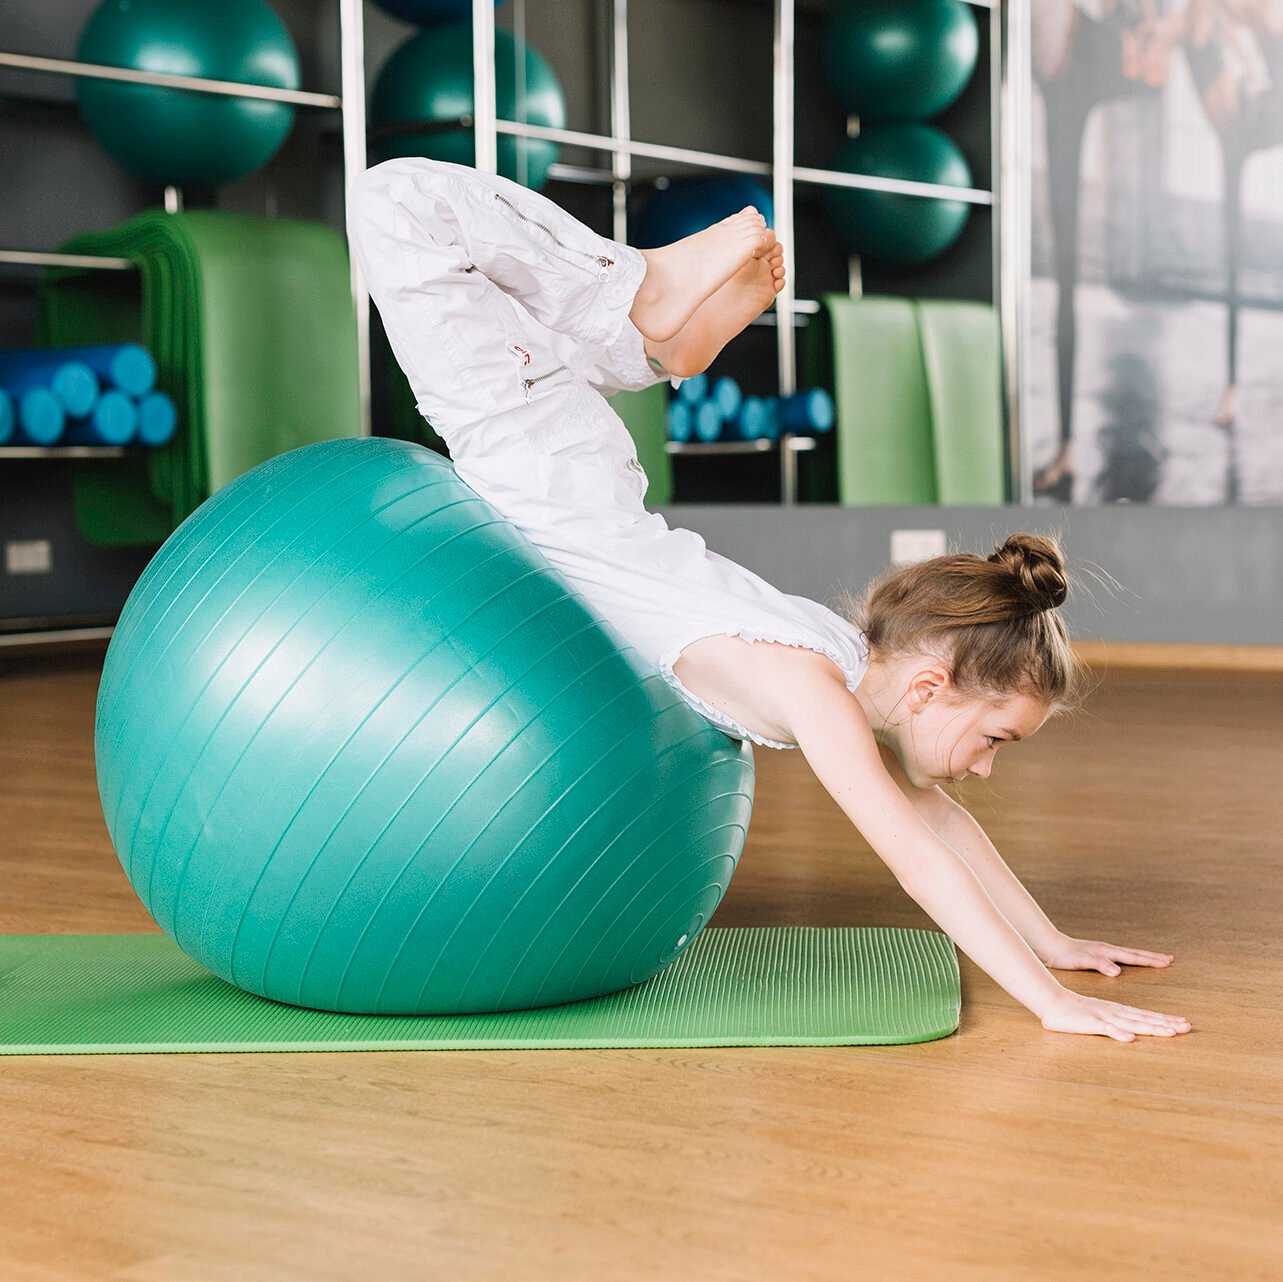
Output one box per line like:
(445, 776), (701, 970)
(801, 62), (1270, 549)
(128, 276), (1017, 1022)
(875, 717), (1178, 978)
(781, 666), (1192, 1039)
(783, 674), (1068, 1021)
(874, 742), (1063, 962)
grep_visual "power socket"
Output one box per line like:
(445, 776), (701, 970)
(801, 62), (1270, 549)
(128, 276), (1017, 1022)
(5, 539), (53, 575)
(890, 529), (946, 567)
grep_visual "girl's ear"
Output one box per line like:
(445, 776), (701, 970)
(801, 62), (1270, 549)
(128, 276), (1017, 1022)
(905, 661), (953, 713)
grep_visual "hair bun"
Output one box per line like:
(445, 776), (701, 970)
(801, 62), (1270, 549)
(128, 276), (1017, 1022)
(988, 533), (1069, 612)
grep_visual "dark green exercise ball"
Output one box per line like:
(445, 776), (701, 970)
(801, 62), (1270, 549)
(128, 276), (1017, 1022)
(822, 0), (979, 122)
(371, 22), (565, 190)
(821, 124), (972, 265)
(75, 0), (300, 188)
(94, 438), (753, 1016)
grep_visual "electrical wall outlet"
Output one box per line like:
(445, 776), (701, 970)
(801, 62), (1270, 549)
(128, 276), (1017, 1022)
(890, 529), (947, 567)
(5, 539), (53, 575)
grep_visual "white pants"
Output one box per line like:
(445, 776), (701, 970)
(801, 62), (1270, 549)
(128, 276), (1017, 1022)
(345, 158), (676, 479)
(346, 157), (872, 750)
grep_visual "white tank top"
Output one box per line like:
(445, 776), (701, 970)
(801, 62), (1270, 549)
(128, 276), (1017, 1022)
(451, 404), (870, 751)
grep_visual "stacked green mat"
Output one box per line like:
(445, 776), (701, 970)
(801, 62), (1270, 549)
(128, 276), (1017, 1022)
(37, 209), (361, 547)
(802, 293), (1006, 506)
(0, 927), (959, 1055)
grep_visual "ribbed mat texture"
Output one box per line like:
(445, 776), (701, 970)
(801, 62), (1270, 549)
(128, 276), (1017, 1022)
(0, 927), (960, 1055)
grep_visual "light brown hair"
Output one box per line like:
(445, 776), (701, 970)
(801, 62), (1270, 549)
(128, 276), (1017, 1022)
(838, 532), (1089, 714)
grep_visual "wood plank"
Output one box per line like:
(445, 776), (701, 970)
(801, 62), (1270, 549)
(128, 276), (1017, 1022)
(0, 655), (1279, 1281)
(1074, 640), (1283, 670)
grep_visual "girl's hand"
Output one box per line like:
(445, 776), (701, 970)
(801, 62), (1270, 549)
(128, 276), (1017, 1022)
(1040, 990), (1191, 1042)
(1037, 932), (1174, 976)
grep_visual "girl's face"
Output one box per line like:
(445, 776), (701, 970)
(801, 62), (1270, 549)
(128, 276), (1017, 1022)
(893, 676), (1049, 789)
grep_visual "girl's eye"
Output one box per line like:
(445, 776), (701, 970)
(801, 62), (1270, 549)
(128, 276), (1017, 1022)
(985, 736), (1000, 749)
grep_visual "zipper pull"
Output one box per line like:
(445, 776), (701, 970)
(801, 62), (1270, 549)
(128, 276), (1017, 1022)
(522, 378), (534, 405)
(596, 257), (611, 283)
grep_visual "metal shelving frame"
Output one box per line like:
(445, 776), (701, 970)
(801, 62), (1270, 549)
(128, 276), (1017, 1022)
(0, 0), (1022, 648)
(0, 1), (369, 650)
(468, 0), (1013, 506)
(0, 0), (371, 438)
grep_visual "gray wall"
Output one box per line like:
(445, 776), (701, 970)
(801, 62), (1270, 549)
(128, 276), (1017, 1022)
(657, 502), (1283, 646)
(1, 0), (1277, 645)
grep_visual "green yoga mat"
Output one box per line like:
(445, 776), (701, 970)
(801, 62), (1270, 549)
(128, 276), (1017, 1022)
(811, 294), (937, 505)
(0, 927), (959, 1055)
(37, 210), (360, 547)
(915, 299), (1007, 505)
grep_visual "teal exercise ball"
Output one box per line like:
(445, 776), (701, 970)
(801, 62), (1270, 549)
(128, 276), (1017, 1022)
(75, 0), (300, 188)
(94, 438), (753, 1016)
(371, 22), (565, 190)
(822, 0), (979, 122)
(821, 124), (972, 264)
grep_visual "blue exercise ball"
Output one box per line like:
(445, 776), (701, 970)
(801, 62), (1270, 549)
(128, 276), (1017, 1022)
(634, 176), (774, 250)
(95, 438), (753, 1016)
(372, 0), (505, 23)
(821, 124), (972, 264)
(371, 23), (565, 190)
(822, 0), (979, 122)
(75, 0), (300, 188)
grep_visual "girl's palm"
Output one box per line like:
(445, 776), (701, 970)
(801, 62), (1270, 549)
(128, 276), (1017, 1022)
(1040, 990), (1191, 1042)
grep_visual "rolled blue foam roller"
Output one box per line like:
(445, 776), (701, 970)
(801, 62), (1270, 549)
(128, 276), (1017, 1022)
(667, 398), (693, 443)
(137, 391), (178, 447)
(15, 388), (65, 445)
(64, 389), (139, 446)
(0, 389), (13, 445)
(0, 343), (156, 397)
(711, 376), (742, 421)
(694, 399), (723, 442)
(0, 359), (99, 417)
(779, 388), (835, 434)
(675, 371), (708, 404)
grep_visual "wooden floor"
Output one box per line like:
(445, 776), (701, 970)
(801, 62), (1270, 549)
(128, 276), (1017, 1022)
(1, 654), (1280, 1282)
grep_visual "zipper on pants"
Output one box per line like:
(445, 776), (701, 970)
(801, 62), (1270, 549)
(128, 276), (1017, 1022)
(493, 192), (614, 282)
(520, 367), (568, 405)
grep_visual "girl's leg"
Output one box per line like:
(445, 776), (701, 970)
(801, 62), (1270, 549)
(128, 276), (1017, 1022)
(347, 157), (650, 464)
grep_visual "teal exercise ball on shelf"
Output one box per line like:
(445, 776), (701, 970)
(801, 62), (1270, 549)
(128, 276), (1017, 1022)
(75, 0), (300, 188)
(94, 437), (753, 1016)
(822, 0), (979, 122)
(372, 0), (506, 23)
(371, 22), (565, 190)
(821, 124), (972, 264)
(634, 176), (774, 250)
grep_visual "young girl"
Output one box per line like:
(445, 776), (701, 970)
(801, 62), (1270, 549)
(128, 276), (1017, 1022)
(347, 156), (1190, 1043)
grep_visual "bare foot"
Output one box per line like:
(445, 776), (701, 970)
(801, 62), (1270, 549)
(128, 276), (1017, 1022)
(629, 208), (773, 343)
(644, 242), (786, 378)
(1033, 441), (1074, 493)
(1213, 383), (1237, 429)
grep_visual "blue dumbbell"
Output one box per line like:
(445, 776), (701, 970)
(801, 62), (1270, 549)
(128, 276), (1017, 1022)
(710, 376), (742, 421)
(674, 371), (709, 404)
(668, 399), (693, 443)
(777, 388), (834, 434)
(693, 399), (723, 442)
